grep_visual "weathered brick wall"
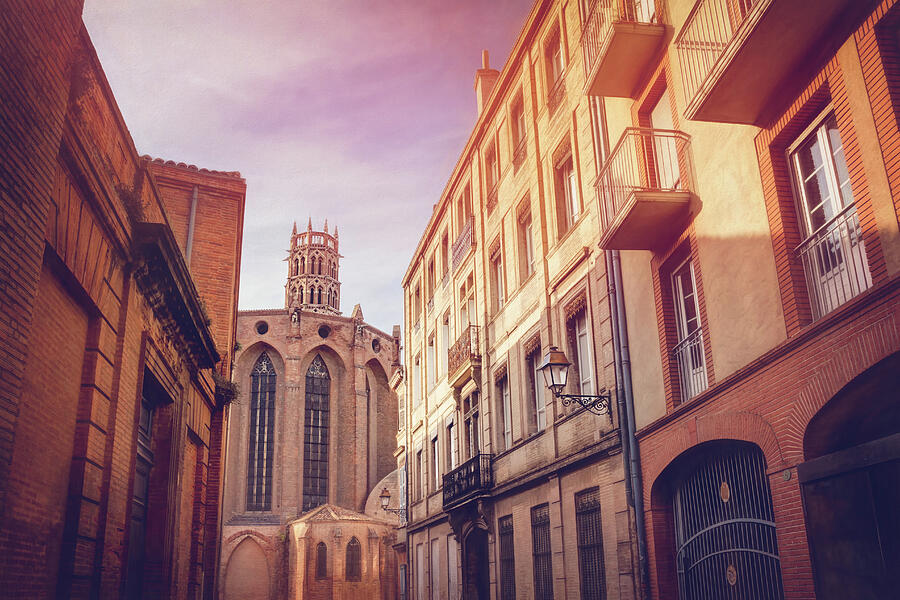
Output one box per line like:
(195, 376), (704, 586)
(0, 0), (84, 512)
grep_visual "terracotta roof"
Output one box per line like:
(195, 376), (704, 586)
(141, 154), (242, 179)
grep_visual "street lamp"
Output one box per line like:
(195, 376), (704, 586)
(379, 488), (407, 520)
(538, 346), (613, 420)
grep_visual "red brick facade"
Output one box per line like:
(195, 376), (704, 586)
(632, 1), (900, 598)
(0, 5), (245, 599)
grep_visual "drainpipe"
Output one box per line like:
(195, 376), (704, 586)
(606, 248), (649, 597)
(185, 185), (199, 268)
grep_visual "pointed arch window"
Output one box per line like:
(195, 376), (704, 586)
(300, 256), (305, 274)
(303, 354), (330, 511)
(247, 352), (276, 510)
(317, 287), (323, 304)
(316, 542), (328, 579)
(346, 537), (361, 581)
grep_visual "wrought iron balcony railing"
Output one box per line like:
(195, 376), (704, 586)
(451, 216), (474, 272)
(442, 453), (493, 509)
(797, 204), (872, 322)
(448, 325), (480, 379)
(673, 327), (707, 403)
(596, 127), (695, 249)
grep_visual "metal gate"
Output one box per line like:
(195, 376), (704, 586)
(673, 443), (784, 599)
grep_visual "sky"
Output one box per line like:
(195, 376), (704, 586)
(83, 0), (534, 332)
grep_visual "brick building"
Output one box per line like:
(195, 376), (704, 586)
(219, 222), (403, 600)
(587, 0), (900, 597)
(402, 0), (900, 599)
(0, 3), (245, 599)
(400, 3), (638, 599)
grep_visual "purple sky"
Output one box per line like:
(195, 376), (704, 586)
(83, 0), (533, 332)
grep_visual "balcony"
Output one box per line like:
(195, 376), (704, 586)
(597, 128), (696, 250)
(582, 0), (667, 98)
(676, 0), (860, 124)
(798, 204), (872, 322)
(442, 453), (493, 510)
(448, 325), (480, 389)
(451, 216), (474, 272)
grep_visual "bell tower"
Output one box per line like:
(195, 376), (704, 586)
(285, 218), (342, 315)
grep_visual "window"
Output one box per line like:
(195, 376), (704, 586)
(567, 307), (594, 398)
(346, 537), (361, 581)
(490, 244), (505, 313)
(446, 420), (458, 471)
(440, 230), (450, 280)
(512, 94), (526, 149)
(671, 260), (707, 402)
(316, 542), (328, 579)
(531, 504), (553, 600)
(427, 336), (436, 387)
(441, 313), (450, 376)
(554, 153), (580, 236)
(545, 28), (564, 90)
(431, 435), (440, 492)
(399, 564), (408, 600)
(497, 376), (512, 451)
(526, 346), (546, 433)
(303, 354), (330, 511)
(485, 143), (499, 194)
(414, 284), (422, 325)
(415, 448), (424, 501)
(427, 256), (435, 300)
(447, 535), (459, 599)
(430, 538), (440, 600)
(412, 355), (422, 408)
(457, 185), (473, 235)
(463, 392), (480, 460)
(790, 111), (871, 319)
(499, 515), (516, 600)
(518, 209), (535, 281)
(458, 274), (475, 328)
(416, 543), (425, 600)
(575, 488), (606, 600)
(247, 352), (276, 511)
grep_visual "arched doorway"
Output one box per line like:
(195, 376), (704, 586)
(463, 527), (489, 600)
(800, 352), (900, 598)
(224, 537), (270, 600)
(667, 440), (783, 599)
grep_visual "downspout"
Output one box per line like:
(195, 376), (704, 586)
(185, 185), (199, 268)
(607, 248), (649, 597)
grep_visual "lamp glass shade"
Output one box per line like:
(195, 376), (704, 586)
(379, 488), (391, 509)
(538, 346), (570, 395)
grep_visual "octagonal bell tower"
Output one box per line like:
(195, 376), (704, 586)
(285, 218), (342, 314)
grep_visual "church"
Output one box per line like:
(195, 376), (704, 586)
(219, 221), (403, 599)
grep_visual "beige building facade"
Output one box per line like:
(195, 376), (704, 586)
(400, 2), (640, 599)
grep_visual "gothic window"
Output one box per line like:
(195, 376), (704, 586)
(346, 537), (361, 581)
(299, 286), (304, 303)
(308, 287), (313, 304)
(303, 354), (330, 511)
(316, 542), (328, 579)
(318, 257), (323, 274)
(317, 286), (323, 304)
(247, 353), (276, 511)
(300, 256), (305, 274)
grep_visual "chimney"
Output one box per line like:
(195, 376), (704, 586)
(474, 49), (500, 117)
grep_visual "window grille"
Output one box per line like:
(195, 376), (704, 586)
(499, 515), (517, 600)
(575, 488), (606, 600)
(315, 542), (327, 579)
(346, 537), (361, 581)
(247, 352), (276, 511)
(302, 354), (330, 511)
(531, 504), (553, 600)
